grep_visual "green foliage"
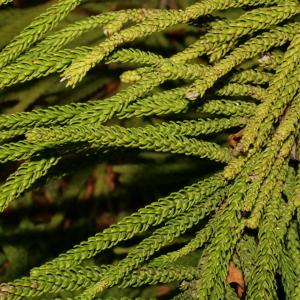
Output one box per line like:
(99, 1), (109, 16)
(0, 0), (12, 5)
(0, 0), (299, 299)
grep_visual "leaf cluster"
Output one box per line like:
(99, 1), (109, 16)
(0, 0), (299, 299)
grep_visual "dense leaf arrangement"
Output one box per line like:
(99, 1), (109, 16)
(0, 0), (300, 299)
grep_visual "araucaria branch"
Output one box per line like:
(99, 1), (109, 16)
(0, 0), (299, 299)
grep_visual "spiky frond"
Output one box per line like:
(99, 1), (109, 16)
(0, 1), (299, 299)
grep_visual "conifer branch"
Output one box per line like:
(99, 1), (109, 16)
(0, 128), (26, 143)
(281, 219), (300, 299)
(61, 9), (188, 87)
(186, 22), (300, 100)
(150, 215), (217, 267)
(194, 175), (246, 299)
(117, 93), (189, 119)
(244, 157), (289, 228)
(31, 174), (226, 273)
(25, 9), (161, 57)
(230, 69), (273, 85)
(0, 1), (299, 299)
(174, 2), (300, 63)
(0, 158), (59, 212)
(200, 99), (256, 117)
(62, 0), (292, 87)
(1, 264), (198, 299)
(292, 277), (300, 298)
(246, 193), (294, 299)
(237, 33), (300, 154)
(0, 141), (45, 163)
(217, 83), (267, 101)
(106, 48), (164, 66)
(286, 222), (300, 276)
(73, 189), (225, 299)
(26, 123), (232, 162)
(224, 90), (300, 180)
(3, 23), (293, 134)
(235, 235), (257, 285)
(0, 0), (84, 68)
(280, 246), (298, 300)
(71, 72), (166, 125)
(0, 47), (91, 89)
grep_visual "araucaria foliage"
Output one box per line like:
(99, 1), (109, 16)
(0, 0), (300, 299)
